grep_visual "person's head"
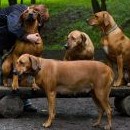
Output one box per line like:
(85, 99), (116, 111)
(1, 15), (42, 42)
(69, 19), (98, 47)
(29, 4), (49, 26)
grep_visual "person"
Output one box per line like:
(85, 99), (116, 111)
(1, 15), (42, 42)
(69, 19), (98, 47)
(0, 4), (49, 112)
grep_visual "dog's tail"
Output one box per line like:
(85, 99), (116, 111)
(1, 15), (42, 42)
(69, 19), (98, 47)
(106, 67), (115, 97)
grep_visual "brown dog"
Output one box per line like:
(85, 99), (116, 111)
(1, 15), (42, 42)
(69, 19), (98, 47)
(88, 11), (130, 87)
(16, 54), (114, 130)
(2, 7), (49, 90)
(64, 30), (94, 60)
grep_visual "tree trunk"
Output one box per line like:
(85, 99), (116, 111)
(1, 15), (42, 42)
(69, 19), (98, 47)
(31, 0), (36, 4)
(91, 0), (101, 13)
(21, 0), (23, 4)
(91, 0), (107, 13)
(101, 0), (107, 11)
(8, 0), (17, 6)
(0, 0), (1, 9)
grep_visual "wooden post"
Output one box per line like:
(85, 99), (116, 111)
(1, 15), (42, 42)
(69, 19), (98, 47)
(31, 0), (36, 4)
(8, 0), (17, 6)
(21, 0), (23, 4)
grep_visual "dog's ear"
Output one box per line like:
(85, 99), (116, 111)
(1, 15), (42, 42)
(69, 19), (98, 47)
(81, 33), (87, 46)
(20, 7), (29, 24)
(37, 13), (43, 27)
(29, 56), (41, 71)
(103, 13), (109, 26)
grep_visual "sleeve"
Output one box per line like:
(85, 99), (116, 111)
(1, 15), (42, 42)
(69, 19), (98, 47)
(7, 10), (26, 39)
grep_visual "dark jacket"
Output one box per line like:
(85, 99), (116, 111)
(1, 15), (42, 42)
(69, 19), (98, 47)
(0, 4), (27, 54)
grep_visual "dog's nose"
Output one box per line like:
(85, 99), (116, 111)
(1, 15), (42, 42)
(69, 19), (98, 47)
(64, 44), (69, 50)
(29, 13), (33, 17)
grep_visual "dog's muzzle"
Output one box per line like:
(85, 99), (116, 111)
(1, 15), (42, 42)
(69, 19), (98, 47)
(27, 13), (35, 22)
(13, 69), (20, 76)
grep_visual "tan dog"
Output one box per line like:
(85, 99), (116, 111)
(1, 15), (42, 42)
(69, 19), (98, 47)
(16, 54), (114, 130)
(64, 30), (94, 60)
(2, 7), (49, 90)
(88, 11), (130, 87)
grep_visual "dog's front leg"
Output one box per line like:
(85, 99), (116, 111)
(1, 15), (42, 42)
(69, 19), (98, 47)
(43, 90), (56, 128)
(32, 77), (40, 91)
(12, 73), (19, 90)
(113, 54), (123, 87)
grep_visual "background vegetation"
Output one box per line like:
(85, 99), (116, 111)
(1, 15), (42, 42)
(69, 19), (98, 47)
(0, 0), (130, 50)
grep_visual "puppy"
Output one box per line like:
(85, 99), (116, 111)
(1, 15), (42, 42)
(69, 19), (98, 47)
(64, 30), (94, 60)
(2, 7), (49, 90)
(88, 11), (130, 87)
(16, 54), (114, 130)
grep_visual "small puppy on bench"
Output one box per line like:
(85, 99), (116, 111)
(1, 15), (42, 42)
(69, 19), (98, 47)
(15, 54), (114, 130)
(64, 30), (94, 60)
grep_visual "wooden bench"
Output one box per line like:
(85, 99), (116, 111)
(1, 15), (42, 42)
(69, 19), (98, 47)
(0, 49), (130, 117)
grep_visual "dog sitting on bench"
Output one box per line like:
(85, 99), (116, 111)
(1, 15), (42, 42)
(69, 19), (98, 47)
(64, 30), (94, 60)
(88, 11), (130, 87)
(15, 54), (114, 130)
(2, 7), (46, 90)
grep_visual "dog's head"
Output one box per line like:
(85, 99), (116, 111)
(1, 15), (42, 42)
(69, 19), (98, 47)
(30, 4), (49, 23)
(87, 11), (113, 27)
(64, 30), (87, 50)
(20, 7), (40, 25)
(16, 54), (41, 76)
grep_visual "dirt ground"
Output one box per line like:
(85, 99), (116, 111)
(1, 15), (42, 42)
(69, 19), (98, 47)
(0, 97), (130, 130)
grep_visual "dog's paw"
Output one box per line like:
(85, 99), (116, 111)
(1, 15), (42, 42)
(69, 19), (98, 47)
(104, 124), (111, 130)
(12, 83), (19, 90)
(32, 83), (40, 91)
(42, 121), (51, 128)
(92, 122), (101, 127)
(113, 81), (121, 87)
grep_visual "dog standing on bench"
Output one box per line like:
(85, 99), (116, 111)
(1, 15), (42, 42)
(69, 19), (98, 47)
(2, 7), (46, 90)
(15, 54), (114, 130)
(64, 30), (94, 60)
(88, 11), (130, 87)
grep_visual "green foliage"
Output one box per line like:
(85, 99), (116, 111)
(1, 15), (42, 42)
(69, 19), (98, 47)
(1, 0), (130, 50)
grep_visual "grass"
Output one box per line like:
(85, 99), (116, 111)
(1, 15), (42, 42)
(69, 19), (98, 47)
(1, 0), (130, 50)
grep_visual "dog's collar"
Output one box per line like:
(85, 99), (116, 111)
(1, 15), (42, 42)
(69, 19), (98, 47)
(102, 24), (118, 36)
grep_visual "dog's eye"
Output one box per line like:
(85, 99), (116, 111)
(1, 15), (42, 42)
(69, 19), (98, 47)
(71, 36), (76, 41)
(19, 61), (24, 65)
(95, 15), (98, 18)
(33, 10), (38, 14)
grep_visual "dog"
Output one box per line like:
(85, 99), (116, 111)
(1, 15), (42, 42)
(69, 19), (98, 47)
(87, 11), (130, 87)
(15, 54), (114, 130)
(2, 7), (49, 90)
(64, 30), (94, 60)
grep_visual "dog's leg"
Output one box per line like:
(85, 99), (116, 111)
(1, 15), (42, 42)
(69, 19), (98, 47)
(12, 73), (19, 90)
(12, 56), (19, 90)
(2, 57), (12, 87)
(94, 86), (112, 130)
(91, 90), (104, 127)
(32, 77), (40, 91)
(43, 90), (56, 128)
(113, 55), (123, 87)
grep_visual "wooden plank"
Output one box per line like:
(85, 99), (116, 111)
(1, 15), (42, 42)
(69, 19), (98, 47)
(0, 86), (130, 99)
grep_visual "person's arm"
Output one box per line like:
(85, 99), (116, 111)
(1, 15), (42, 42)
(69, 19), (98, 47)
(7, 10), (25, 39)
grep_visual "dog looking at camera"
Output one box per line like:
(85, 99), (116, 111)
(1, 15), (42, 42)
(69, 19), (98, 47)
(16, 54), (114, 130)
(64, 30), (94, 60)
(2, 7), (49, 90)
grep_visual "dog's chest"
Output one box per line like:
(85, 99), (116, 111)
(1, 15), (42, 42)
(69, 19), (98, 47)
(103, 45), (109, 54)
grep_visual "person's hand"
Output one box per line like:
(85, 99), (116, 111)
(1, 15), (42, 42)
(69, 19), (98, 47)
(26, 33), (40, 43)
